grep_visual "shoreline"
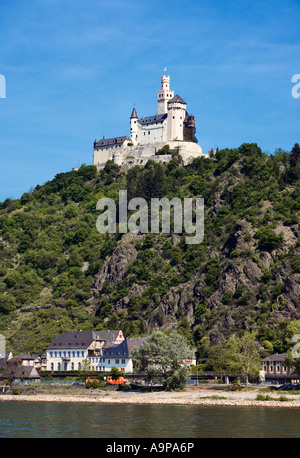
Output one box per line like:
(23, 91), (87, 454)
(1, 387), (300, 408)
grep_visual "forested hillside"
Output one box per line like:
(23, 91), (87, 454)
(0, 142), (299, 357)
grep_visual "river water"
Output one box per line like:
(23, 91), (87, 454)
(0, 401), (299, 438)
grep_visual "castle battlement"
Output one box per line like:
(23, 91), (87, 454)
(93, 75), (208, 169)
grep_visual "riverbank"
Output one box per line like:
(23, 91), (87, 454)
(1, 385), (300, 408)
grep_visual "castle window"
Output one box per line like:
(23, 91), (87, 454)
(148, 131), (150, 135)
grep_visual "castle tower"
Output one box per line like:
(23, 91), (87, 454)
(130, 106), (139, 145)
(157, 75), (174, 115)
(167, 94), (186, 141)
(183, 113), (196, 142)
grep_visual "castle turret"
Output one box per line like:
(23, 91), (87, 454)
(183, 113), (196, 142)
(157, 75), (174, 115)
(167, 94), (186, 141)
(130, 106), (138, 145)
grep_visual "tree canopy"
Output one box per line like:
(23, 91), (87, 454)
(131, 331), (194, 389)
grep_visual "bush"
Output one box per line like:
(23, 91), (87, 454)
(255, 227), (284, 251)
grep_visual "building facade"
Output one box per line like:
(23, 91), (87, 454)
(93, 74), (208, 169)
(260, 353), (300, 384)
(46, 330), (124, 372)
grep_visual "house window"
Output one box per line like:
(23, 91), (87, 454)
(58, 362), (61, 371)
(71, 362), (74, 370)
(116, 359), (119, 364)
(122, 359), (125, 364)
(121, 368), (125, 372)
(108, 360), (110, 364)
(51, 363), (54, 371)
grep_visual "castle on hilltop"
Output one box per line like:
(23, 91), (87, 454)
(93, 74), (208, 169)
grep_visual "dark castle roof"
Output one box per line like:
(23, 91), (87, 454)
(168, 94), (186, 104)
(138, 113), (167, 126)
(94, 136), (129, 149)
(130, 107), (138, 118)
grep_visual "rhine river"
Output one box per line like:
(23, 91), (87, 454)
(0, 401), (299, 438)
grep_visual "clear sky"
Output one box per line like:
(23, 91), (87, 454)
(0, 0), (299, 202)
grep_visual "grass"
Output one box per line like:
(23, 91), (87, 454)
(256, 394), (291, 402)
(261, 387), (300, 396)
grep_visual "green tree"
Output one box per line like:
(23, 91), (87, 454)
(226, 332), (262, 385)
(289, 143), (300, 171)
(109, 366), (125, 381)
(0, 294), (16, 314)
(131, 331), (194, 390)
(206, 333), (261, 385)
(78, 358), (91, 380)
(255, 226), (284, 251)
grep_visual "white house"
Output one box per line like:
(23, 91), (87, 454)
(46, 330), (124, 371)
(89, 337), (147, 373)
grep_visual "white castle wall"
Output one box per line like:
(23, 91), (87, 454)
(137, 120), (167, 145)
(93, 141), (206, 170)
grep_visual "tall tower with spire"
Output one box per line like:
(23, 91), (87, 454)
(130, 106), (138, 145)
(157, 75), (174, 114)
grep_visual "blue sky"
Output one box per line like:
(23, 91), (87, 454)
(0, 0), (299, 202)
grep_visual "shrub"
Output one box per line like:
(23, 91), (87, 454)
(255, 227), (284, 251)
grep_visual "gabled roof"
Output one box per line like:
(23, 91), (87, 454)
(103, 336), (148, 359)
(0, 365), (40, 380)
(138, 113), (167, 126)
(94, 136), (130, 148)
(47, 330), (122, 350)
(262, 353), (286, 362)
(15, 353), (35, 360)
(168, 94), (186, 105)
